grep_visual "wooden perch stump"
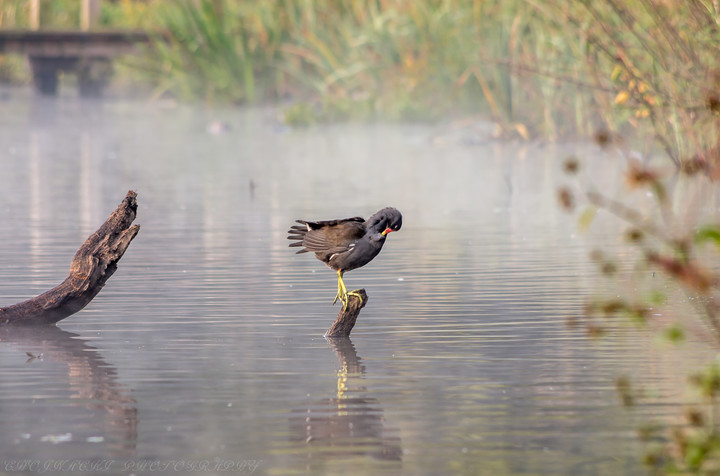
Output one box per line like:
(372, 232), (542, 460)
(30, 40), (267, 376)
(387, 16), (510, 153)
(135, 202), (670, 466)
(0, 191), (140, 326)
(325, 289), (368, 338)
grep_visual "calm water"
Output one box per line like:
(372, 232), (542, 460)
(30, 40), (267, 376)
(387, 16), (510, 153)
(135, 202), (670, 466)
(0, 91), (716, 475)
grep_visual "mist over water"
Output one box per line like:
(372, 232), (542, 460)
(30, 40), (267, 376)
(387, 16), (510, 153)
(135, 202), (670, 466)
(0, 93), (714, 475)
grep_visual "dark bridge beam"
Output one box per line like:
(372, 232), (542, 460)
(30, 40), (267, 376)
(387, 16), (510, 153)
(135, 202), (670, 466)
(0, 30), (149, 57)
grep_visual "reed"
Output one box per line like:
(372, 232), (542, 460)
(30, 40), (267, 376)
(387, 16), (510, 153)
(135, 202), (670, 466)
(137, 0), (633, 136)
(1, 0), (719, 165)
(133, 0), (293, 103)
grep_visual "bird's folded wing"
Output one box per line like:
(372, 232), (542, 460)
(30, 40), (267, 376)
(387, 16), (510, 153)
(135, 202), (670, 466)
(287, 216), (365, 254)
(301, 229), (353, 253)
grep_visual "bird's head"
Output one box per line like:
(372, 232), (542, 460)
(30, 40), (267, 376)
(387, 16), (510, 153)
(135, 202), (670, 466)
(368, 207), (402, 236)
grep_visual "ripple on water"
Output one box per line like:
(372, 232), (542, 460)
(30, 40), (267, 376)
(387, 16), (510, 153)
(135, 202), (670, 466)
(0, 97), (714, 475)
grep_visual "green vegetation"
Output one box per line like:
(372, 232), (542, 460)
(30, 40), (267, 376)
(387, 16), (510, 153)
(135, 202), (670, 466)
(1, 0), (719, 167)
(139, 0), (579, 132)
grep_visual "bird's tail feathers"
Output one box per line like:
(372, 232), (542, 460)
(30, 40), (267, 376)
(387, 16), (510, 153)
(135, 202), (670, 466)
(287, 223), (310, 253)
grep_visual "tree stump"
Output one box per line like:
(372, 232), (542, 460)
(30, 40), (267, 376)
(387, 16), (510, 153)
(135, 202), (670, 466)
(324, 289), (368, 338)
(0, 191), (140, 325)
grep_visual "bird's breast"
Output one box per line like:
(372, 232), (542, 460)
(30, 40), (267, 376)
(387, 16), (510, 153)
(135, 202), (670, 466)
(328, 236), (385, 272)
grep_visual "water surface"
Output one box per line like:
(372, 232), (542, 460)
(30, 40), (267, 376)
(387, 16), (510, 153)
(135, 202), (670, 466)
(0, 92), (715, 475)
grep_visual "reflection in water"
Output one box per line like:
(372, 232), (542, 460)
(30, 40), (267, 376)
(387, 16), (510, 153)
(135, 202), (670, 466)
(0, 326), (137, 458)
(290, 338), (402, 468)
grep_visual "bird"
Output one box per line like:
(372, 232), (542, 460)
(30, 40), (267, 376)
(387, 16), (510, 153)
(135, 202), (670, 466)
(287, 207), (402, 308)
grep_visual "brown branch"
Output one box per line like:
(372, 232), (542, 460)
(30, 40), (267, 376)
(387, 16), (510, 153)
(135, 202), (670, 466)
(325, 289), (368, 338)
(0, 190), (140, 325)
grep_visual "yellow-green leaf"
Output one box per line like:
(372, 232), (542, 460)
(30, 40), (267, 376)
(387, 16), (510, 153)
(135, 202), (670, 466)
(615, 90), (631, 105)
(578, 205), (597, 231)
(695, 225), (720, 248)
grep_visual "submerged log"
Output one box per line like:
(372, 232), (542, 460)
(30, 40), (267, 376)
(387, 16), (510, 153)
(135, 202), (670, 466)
(0, 191), (140, 325)
(324, 289), (368, 338)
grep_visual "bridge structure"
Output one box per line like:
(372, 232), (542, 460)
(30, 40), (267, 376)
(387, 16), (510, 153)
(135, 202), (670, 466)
(0, 0), (150, 96)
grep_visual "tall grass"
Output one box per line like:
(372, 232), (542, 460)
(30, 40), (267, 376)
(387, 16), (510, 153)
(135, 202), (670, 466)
(142, 0), (592, 132)
(1, 0), (719, 165)
(128, 0), (294, 103)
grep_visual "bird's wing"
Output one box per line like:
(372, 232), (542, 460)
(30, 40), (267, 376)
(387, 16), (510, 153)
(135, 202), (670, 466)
(299, 217), (365, 254)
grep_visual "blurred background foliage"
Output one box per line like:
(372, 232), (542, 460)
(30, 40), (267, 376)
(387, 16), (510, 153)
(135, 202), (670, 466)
(1, 0), (719, 170)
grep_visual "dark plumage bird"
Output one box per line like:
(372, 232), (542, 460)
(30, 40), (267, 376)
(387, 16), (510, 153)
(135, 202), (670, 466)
(287, 207), (402, 307)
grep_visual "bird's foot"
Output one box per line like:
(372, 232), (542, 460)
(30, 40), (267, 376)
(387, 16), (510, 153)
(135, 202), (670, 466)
(333, 271), (361, 310)
(332, 291), (364, 310)
(333, 290), (349, 309)
(333, 290), (363, 310)
(347, 290), (364, 305)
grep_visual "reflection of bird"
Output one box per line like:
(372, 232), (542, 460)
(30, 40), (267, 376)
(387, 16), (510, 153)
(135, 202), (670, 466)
(287, 208), (402, 308)
(288, 337), (403, 463)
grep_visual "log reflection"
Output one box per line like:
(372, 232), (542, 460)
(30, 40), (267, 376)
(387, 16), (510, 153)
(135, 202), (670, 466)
(0, 326), (137, 457)
(291, 337), (401, 465)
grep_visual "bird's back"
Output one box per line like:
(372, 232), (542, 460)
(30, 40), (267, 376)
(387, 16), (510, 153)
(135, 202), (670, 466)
(287, 217), (366, 267)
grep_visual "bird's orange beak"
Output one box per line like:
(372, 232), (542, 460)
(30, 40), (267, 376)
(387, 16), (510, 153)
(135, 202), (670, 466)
(382, 227), (394, 236)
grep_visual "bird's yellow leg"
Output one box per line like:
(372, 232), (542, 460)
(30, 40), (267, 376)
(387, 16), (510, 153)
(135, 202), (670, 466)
(332, 270), (365, 309)
(332, 270), (364, 309)
(333, 270), (349, 308)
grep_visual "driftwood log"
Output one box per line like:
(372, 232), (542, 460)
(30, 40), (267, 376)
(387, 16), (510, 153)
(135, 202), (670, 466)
(324, 289), (368, 338)
(0, 190), (140, 325)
